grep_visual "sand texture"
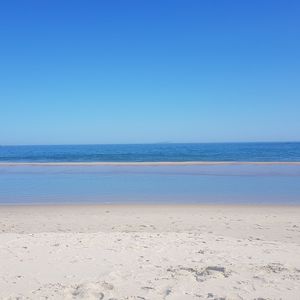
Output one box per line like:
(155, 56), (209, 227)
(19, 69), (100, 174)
(0, 205), (300, 299)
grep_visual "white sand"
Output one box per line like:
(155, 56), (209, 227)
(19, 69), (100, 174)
(0, 204), (300, 299)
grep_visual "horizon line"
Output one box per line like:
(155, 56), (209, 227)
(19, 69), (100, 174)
(1, 140), (300, 147)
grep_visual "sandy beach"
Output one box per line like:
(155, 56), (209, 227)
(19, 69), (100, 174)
(0, 204), (300, 299)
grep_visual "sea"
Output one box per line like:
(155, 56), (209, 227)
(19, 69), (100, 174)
(0, 143), (300, 205)
(1, 142), (300, 162)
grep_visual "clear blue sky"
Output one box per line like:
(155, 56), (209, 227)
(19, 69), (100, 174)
(1, 0), (300, 145)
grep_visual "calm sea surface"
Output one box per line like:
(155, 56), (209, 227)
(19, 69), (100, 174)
(1, 142), (300, 162)
(0, 143), (300, 205)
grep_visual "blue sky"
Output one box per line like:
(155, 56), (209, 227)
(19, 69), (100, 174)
(1, 0), (300, 145)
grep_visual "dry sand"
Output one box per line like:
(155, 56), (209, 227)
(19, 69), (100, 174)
(0, 204), (300, 299)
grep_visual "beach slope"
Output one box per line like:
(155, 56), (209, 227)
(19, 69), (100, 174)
(0, 204), (300, 299)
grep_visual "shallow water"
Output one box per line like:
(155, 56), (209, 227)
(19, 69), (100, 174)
(0, 165), (300, 204)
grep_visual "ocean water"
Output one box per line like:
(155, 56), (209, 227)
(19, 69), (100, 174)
(1, 142), (300, 162)
(0, 164), (300, 205)
(1, 143), (299, 205)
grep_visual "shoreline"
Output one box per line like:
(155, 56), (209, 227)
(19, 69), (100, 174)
(1, 202), (300, 208)
(1, 161), (300, 166)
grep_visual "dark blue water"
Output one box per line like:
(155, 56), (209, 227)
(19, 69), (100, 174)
(1, 142), (300, 162)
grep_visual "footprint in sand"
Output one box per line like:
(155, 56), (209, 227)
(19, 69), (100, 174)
(65, 282), (105, 299)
